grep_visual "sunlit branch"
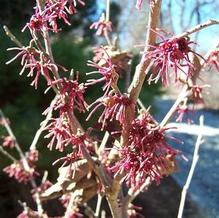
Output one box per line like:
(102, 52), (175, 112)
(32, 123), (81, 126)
(177, 116), (204, 218)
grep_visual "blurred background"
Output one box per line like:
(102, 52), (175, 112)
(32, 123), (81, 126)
(0, 0), (219, 217)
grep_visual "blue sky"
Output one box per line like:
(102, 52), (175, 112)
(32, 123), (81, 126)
(96, 1), (219, 52)
(169, 0), (219, 52)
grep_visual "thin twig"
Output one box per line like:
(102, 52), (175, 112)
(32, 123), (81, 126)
(64, 192), (76, 218)
(160, 85), (189, 128)
(201, 41), (219, 67)
(42, 170), (48, 184)
(104, 0), (112, 46)
(101, 210), (106, 218)
(0, 146), (17, 162)
(177, 116), (204, 218)
(0, 109), (25, 160)
(84, 203), (96, 218)
(176, 19), (219, 39)
(118, 2), (162, 216)
(3, 26), (23, 47)
(106, 189), (122, 218)
(106, 0), (110, 22)
(30, 95), (57, 150)
(124, 59), (132, 92)
(128, 0), (161, 102)
(0, 109), (44, 216)
(98, 131), (110, 155)
(137, 98), (147, 111)
(122, 177), (151, 216)
(95, 194), (102, 217)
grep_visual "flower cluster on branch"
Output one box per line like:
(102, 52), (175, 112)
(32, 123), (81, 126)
(112, 112), (177, 188)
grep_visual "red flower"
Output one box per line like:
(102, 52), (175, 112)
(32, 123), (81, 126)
(144, 37), (196, 85)
(52, 77), (87, 113)
(206, 50), (219, 72)
(112, 112), (177, 188)
(87, 53), (119, 95)
(90, 12), (112, 36)
(190, 85), (205, 104)
(22, 7), (48, 32)
(4, 162), (35, 184)
(27, 150), (39, 166)
(90, 20), (112, 36)
(23, 1), (85, 33)
(43, 78), (88, 152)
(2, 136), (15, 148)
(175, 104), (193, 124)
(44, 116), (72, 151)
(44, 114), (89, 152)
(3, 149), (39, 184)
(6, 46), (56, 89)
(87, 92), (134, 129)
(43, 78), (87, 152)
(45, 0), (72, 32)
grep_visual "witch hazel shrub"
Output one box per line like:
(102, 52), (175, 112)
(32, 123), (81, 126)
(1, 0), (219, 217)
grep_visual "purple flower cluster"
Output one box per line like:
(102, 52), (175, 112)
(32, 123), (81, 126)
(52, 77), (87, 113)
(44, 78), (87, 151)
(144, 37), (195, 85)
(206, 50), (219, 72)
(87, 92), (134, 129)
(87, 52), (119, 96)
(90, 19), (112, 36)
(7, 46), (57, 89)
(4, 150), (38, 184)
(112, 112), (177, 188)
(24, 0), (85, 33)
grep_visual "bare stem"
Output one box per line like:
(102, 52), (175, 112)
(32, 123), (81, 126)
(98, 131), (110, 155)
(122, 177), (151, 216)
(36, 0), (58, 78)
(104, 0), (112, 46)
(104, 32), (112, 47)
(43, 31), (55, 63)
(106, 189), (122, 218)
(121, 0), (161, 148)
(106, 0), (110, 22)
(137, 98), (147, 111)
(95, 194), (102, 217)
(0, 109), (44, 216)
(0, 146), (17, 162)
(3, 26), (23, 47)
(64, 192), (76, 218)
(176, 19), (219, 39)
(177, 116), (204, 218)
(30, 95), (57, 150)
(160, 85), (189, 127)
(0, 109), (25, 160)
(128, 0), (162, 102)
(116, 3), (162, 215)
